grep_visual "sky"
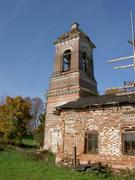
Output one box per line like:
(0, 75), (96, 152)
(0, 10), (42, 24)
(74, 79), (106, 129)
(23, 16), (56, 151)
(0, 0), (135, 100)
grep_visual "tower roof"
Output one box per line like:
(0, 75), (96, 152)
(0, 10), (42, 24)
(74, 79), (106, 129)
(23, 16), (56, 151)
(54, 23), (96, 48)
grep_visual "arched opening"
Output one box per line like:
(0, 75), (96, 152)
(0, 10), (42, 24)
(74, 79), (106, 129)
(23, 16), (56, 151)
(62, 49), (71, 72)
(82, 52), (87, 72)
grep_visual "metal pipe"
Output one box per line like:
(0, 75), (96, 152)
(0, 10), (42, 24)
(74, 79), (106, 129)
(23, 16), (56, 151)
(130, 11), (135, 70)
(108, 55), (134, 63)
(113, 64), (134, 69)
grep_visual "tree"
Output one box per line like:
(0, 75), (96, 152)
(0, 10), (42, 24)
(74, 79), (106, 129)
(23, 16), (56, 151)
(34, 113), (45, 148)
(0, 96), (32, 147)
(25, 97), (44, 135)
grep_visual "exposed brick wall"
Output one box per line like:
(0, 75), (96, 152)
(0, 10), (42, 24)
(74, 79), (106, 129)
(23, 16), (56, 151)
(44, 94), (79, 153)
(55, 105), (135, 169)
(44, 24), (135, 170)
(44, 26), (98, 153)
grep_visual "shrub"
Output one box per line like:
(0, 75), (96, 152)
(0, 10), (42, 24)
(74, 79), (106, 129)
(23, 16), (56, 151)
(33, 150), (55, 165)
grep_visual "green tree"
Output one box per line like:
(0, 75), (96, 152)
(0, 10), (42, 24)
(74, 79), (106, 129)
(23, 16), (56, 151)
(0, 96), (32, 147)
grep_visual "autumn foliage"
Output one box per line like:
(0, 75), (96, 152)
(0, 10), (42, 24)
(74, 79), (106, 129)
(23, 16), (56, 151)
(0, 96), (32, 148)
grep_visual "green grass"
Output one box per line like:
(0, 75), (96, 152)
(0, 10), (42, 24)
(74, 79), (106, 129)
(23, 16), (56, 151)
(22, 135), (37, 147)
(0, 137), (129, 180)
(0, 148), (126, 180)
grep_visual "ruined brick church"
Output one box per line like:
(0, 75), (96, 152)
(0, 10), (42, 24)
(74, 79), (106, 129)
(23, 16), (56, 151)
(44, 23), (135, 169)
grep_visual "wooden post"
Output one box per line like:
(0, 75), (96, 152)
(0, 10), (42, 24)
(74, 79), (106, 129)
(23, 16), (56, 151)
(73, 146), (77, 167)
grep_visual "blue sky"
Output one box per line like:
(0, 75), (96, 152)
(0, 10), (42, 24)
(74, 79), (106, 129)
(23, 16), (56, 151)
(0, 0), (134, 99)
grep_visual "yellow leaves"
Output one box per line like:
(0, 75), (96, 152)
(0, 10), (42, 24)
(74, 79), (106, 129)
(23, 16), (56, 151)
(0, 96), (32, 143)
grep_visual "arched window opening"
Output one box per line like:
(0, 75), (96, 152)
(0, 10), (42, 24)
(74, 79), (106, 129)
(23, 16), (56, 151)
(84, 131), (98, 154)
(122, 129), (135, 155)
(62, 50), (71, 72)
(82, 52), (87, 72)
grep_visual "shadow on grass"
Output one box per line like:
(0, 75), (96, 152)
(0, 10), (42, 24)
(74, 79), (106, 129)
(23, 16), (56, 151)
(20, 143), (37, 149)
(22, 135), (37, 149)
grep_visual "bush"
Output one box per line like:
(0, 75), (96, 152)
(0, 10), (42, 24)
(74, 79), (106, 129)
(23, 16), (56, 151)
(123, 168), (135, 179)
(0, 136), (7, 150)
(32, 150), (55, 165)
(0, 131), (14, 150)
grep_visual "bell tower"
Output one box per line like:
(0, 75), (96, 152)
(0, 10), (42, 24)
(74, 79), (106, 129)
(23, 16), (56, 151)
(44, 23), (98, 152)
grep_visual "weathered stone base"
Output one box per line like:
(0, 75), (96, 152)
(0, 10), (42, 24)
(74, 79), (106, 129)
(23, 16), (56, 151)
(79, 154), (135, 170)
(56, 153), (135, 170)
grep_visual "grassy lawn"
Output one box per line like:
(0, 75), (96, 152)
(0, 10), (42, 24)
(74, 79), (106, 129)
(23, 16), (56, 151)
(0, 148), (127, 180)
(0, 135), (132, 180)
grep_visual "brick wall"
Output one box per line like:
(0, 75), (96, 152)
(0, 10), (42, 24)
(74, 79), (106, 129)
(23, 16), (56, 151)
(44, 34), (97, 152)
(56, 105), (135, 169)
(44, 93), (79, 153)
